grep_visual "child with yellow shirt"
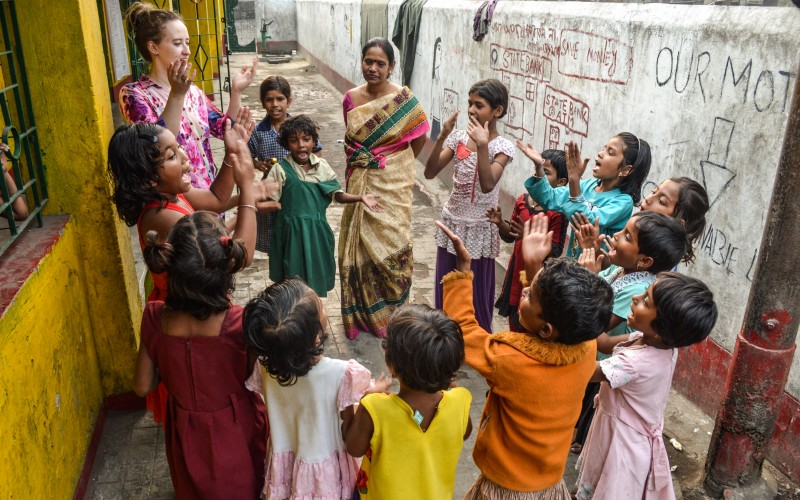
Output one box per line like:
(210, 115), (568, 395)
(345, 304), (472, 499)
(438, 214), (614, 499)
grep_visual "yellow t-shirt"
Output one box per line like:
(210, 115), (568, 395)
(356, 387), (472, 499)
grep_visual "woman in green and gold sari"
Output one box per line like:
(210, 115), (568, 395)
(340, 38), (429, 339)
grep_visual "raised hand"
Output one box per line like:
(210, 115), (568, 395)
(223, 107), (255, 154)
(361, 193), (385, 212)
(435, 220), (471, 272)
(571, 213), (600, 251)
(565, 140), (589, 181)
(252, 176), (279, 201)
(167, 59), (196, 95)
(440, 111), (459, 139)
(516, 139), (544, 168)
(231, 57), (258, 93)
(256, 200), (281, 213)
(224, 153), (244, 188)
(508, 216), (524, 240)
(366, 373), (393, 394)
(234, 106), (256, 143)
(521, 213), (553, 267)
(486, 206), (503, 226)
(578, 247), (604, 274)
(467, 115), (490, 148)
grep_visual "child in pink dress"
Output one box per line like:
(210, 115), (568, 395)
(576, 272), (718, 499)
(244, 278), (391, 499)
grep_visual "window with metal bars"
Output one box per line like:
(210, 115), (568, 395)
(0, 0), (48, 256)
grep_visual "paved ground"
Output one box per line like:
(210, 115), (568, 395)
(85, 54), (799, 499)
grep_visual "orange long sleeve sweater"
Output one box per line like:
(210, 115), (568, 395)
(442, 271), (597, 492)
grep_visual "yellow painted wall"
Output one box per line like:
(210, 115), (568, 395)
(0, 217), (104, 499)
(16, 0), (141, 394)
(0, 0), (143, 494)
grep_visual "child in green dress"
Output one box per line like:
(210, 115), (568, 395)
(266, 115), (383, 296)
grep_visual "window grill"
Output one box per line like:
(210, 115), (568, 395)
(0, 0), (48, 255)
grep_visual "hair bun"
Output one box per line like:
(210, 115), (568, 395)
(142, 230), (174, 274)
(124, 2), (154, 35)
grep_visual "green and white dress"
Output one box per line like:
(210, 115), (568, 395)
(268, 155), (341, 296)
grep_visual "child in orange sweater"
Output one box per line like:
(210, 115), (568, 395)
(438, 214), (614, 498)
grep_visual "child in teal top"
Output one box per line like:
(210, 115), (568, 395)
(518, 133), (651, 258)
(266, 115), (383, 296)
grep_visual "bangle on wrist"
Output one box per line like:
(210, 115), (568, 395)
(238, 204), (257, 212)
(222, 159), (234, 168)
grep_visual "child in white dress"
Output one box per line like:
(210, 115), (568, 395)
(245, 278), (390, 499)
(576, 272), (718, 499)
(426, 79), (515, 331)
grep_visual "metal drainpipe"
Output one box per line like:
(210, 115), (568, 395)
(704, 73), (800, 493)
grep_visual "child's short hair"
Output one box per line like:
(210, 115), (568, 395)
(633, 211), (689, 273)
(541, 149), (567, 180)
(469, 79), (509, 118)
(143, 211), (247, 320)
(278, 115), (319, 150)
(107, 123), (169, 226)
(651, 272), (717, 348)
(615, 132), (652, 205)
(259, 75), (292, 104)
(536, 259), (614, 345)
(670, 177), (709, 263)
(244, 278), (326, 386)
(383, 304), (464, 393)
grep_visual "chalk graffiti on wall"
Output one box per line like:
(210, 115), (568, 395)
(441, 88), (460, 125)
(430, 37), (443, 140)
(700, 117), (736, 208)
(487, 27), (615, 151)
(557, 29), (633, 84)
(655, 46), (797, 111)
(542, 85), (589, 150)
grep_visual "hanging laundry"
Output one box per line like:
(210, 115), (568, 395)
(391, 0), (428, 86)
(473, 0), (500, 42)
(361, 0), (390, 47)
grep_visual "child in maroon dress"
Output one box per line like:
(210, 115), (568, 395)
(133, 201), (267, 497)
(488, 149), (568, 332)
(108, 114), (268, 428)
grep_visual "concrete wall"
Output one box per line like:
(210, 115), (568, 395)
(255, 0), (298, 52)
(296, 0), (800, 480)
(297, 0), (800, 392)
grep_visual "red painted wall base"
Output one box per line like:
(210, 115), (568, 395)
(673, 339), (800, 484)
(73, 392), (145, 499)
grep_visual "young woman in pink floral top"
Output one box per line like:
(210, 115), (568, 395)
(121, 3), (257, 189)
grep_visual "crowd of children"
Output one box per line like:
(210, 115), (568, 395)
(108, 15), (721, 497)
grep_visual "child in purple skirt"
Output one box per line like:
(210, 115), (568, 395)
(426, 79), (514, 331)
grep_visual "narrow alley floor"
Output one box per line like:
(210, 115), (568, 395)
(84, 54), (799, 499)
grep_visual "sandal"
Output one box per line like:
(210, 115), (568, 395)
(570, 442), (583, 454)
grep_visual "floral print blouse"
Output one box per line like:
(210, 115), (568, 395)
(119, 75), (228, 190)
